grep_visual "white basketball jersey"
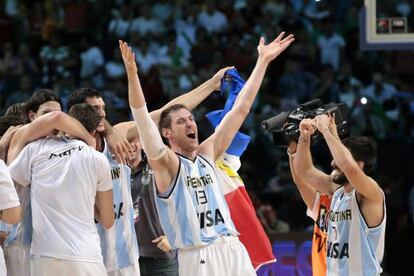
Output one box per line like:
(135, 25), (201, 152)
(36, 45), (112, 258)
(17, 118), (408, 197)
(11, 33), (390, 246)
(96, 140), (139, 271)
(8, 137), (112, 262)
(156, 154), (238, 249)
(326, 187), (386, 276)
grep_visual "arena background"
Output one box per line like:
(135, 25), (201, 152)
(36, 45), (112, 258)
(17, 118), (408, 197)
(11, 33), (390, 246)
(1, 0), (413, 275)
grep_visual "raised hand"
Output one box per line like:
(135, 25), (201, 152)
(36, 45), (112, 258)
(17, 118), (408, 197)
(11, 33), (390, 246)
(314, 114), (331, 134)
(211, 66), (235, 91)
(328, 113), (340, 140)
(299, 118), (317, 137)
(106, 128), (132, 164)
(257, 32), (295, 64)
(119, 40), (137, 75)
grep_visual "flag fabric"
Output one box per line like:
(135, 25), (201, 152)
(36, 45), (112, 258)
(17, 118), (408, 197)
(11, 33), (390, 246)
(206, 68), (276, 270)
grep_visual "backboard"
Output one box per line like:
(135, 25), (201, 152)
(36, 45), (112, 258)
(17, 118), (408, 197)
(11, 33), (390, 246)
(360, 0), (414, 50)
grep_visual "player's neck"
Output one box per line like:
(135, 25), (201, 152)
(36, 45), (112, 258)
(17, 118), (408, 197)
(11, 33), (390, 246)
(343, 183), (354, 193)
(172, 145), (197, 161)
(95, 133), (104, 152)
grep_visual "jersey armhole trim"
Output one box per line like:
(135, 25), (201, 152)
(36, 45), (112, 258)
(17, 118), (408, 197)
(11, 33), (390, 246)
(157, 158), (181, 199)
(197, 154), (215, 171)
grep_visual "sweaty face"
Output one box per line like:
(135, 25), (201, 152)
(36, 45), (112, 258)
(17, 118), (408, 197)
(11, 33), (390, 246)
(85, 97), (106, 133)
(330, 160), (348, 186)
(166, 108), (199, 152)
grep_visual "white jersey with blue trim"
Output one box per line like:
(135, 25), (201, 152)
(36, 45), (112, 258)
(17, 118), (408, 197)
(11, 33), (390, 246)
(326, 187), (386, 276)
(155, 154), (238, 249)
(96, 139), (139, 271)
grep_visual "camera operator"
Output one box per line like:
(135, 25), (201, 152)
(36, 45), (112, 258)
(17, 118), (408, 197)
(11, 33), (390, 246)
(294, 114), (386, 276)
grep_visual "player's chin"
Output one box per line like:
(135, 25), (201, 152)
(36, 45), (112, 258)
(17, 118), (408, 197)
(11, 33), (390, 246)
(96, 124), (105, 133)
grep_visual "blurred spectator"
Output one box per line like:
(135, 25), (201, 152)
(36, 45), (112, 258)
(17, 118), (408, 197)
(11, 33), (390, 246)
(197, 0), (229, 34)
(39, 34), (68, 86)
(79, 36), (104, 89)
(15, 43), (40, 79)
(258, 204), (291, 234)
(175, 4), (198, 59)
(317, 17), (345, 71)
(5, 75), (33, 107)
(362, 71), (397, 105)
(105, 47), (126, 81)
(313, 64), (340, 103)
(130, 4), (164, 36)
(108, 4), (131, 39)
(132, 39), (158, 76)
(277, 58), (316, 103)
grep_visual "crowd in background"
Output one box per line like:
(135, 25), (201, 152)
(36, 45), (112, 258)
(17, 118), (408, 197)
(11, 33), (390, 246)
(0, 0), (413, 274)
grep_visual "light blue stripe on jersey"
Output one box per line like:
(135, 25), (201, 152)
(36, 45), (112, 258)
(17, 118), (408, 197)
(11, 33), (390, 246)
(155, 154), (238, 249)
(96, 140), (139, 271)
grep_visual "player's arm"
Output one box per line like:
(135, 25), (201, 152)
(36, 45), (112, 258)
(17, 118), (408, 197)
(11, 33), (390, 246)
(199, 32), (294, 160)
(114, 66), (233, 140)
(95, 190), (114, 229)
(0, 161), (21, 224)
(294, 119), (335, 195)
(7, 111), (95, 164)
(0, 125), (21, 162)
(288, 141), (317, 209)
(316, 115), (383, 202)
(103, 120), (132, 164)
(120, 40), (179, 194)
(0, 206), (21, 225)
(150, 66), (234, 125)
(94, 153), (114, 229)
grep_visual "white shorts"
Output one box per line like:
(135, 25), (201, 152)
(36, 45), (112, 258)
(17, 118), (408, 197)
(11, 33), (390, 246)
(4, 243), (30, 276)
(107, 261), (140, 276)
(30, 255), (107, 276)
(178, 236), (256, 276)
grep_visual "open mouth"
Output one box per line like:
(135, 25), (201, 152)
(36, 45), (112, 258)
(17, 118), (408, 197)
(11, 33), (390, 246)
(187, 133), (196, 139)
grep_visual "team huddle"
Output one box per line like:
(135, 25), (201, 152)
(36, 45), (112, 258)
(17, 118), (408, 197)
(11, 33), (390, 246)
(0, 31), (386, 276)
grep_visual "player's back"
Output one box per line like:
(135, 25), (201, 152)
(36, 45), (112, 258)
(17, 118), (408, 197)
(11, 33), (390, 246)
(19, 137), (111, 262)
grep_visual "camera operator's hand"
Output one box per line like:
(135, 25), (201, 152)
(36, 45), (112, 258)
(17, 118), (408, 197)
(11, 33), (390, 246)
(299, 118), (317, 137)
(315, 114), (331, 135)
(327, 113), (340, 140)
(288, 141), (298, 155)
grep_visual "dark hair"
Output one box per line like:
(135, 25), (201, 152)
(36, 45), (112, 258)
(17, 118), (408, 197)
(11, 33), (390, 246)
(159, 104), (188, 130)
(66, 87), (102, 110)
(0, 115), (26, 136)
(24, 89), (62, 114)
(5, 103), (29, 124)
(68, 103), (101, 133)
(342, 136), (377, 174)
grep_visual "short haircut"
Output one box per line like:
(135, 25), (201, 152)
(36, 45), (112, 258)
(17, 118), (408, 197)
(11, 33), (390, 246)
(66, 87), (102, 110)
(68, 103), (101, 133)
(5, 103), (29, 124)
(158, 104), (188, 130)
(342, 136), (377, 174)
(24, 89), (62, 114)
(0, 115), (26, 136)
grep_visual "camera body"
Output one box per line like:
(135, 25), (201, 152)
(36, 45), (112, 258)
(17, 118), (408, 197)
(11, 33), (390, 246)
(262, 99), (349, 147)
